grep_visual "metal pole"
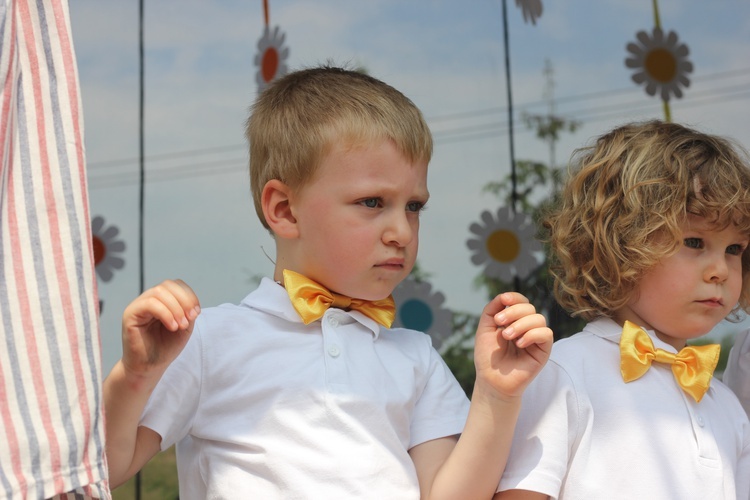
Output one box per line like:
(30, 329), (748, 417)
(501, 0), (517, 215)
(136, 0), (144, 496)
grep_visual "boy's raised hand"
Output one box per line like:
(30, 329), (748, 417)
(473, 292), (553, 400)
(121, 279), (201, 380)
(105, 279), (200, 485)
(413, 293), (552, 497)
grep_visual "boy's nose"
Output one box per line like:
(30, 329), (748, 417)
(383, 212), (414, 247)
(705, 254), (729, 283)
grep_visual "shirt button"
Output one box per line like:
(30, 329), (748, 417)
(328, 317), (339, 327)
(696, 415), (705, 427)
(328, 345), (341, 357)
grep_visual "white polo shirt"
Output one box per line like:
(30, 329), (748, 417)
(141, 278), (470, 499)
(498, 318), (750, 500)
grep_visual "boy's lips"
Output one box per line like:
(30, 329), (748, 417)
(376, 258), (405, 269)
(696, 297), (723, 307)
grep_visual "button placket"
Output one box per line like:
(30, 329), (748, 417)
(322, 312), (348, 390)
(684, 398), (720, 465)
(695, 413), (705, 427)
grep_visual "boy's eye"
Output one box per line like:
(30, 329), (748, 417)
(727, 244), (746, 256)
(684, 237), (703, 249)
(360, 198), (380, 208)
(406, 201), (425, 213)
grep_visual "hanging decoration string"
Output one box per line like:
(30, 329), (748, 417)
(501, 0), (517, 217)
(138, 0), (145, 299)
(651, 0), (671, 122)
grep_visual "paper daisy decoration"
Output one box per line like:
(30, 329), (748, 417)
(91, 215), (125, 283)
(467, 206), (542, 282)
(625, 27), (693, 101)
(516, 0), (543, 25)
(392, 277), (453, 351)
(254, 25), (289, 94)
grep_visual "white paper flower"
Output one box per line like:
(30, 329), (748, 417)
(393, 277), (453, 351)
(516, 0), (542, 25)
(466, 206), (542, 281)
(91, 215), (125, 283)
(625, 27), (693, 101)
(254, 25), (289, 94)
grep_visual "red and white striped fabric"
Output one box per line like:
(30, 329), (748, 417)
(0, 1), (109, 498)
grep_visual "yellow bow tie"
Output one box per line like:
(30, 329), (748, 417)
(619, 320), (720, 402)
(282, 269), (395, 328)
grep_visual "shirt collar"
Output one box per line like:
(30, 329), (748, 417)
(241, 277), (382, 338)
(586, 317), (679, 353)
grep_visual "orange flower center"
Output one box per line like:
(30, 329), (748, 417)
(262, 47), (279, 83)
(486, 229), (520, 263)
(92, 236), (106, 266)
(644, 48), (677, 83)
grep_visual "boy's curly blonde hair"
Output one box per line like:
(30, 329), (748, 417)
(544, 120), (750, 321)
(246, 65), (433, 231)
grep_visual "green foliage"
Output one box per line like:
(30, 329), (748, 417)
(112, 447), (179, 500)
(439, 312), (480, 397)
(522, 111), (581, 144)
(690, 332), (737, 373)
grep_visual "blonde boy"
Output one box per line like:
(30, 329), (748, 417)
(104, 66), (553, 498)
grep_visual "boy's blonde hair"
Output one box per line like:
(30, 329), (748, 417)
(246, 65), (433, 230)
(545, 120), (750, 321)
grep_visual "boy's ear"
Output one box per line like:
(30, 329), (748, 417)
(261, 179), (299, 239)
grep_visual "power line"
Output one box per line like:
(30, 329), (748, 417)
(88, 75), (750, 189)
(435, 89), (750, 145)
(89, 157), (247, 189)
(88, 143), (246, 170)
(86, 67), (750, 173)
(427, 66), (750, 123)
(432, 80), (750, 138)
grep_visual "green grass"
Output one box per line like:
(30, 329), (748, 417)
(112, 446), (178, 500)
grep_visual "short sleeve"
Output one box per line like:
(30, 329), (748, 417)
(724, 329), (750, 418)
(409, 347), (470, 448)
(498, 360), (580, 498)
(140, 320), (205, 450)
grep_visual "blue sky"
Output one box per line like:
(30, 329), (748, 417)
(68, 0), (750, 372)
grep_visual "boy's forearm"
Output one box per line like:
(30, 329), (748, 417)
(428, 383), (522, 500)
(103, 360), (163, 487)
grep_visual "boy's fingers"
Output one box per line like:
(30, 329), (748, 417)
(493, 303), (537, 327)
(131, 280), (200, 331)
(480, 294), (530, 327)
(161, 279), (201, 320)
(511, 325), (553, 350)
(499, 292), (530, 306)
(497, 312), (551, 344)
(140, 296), (183, 332)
